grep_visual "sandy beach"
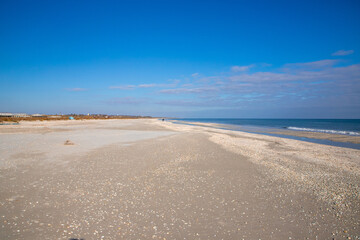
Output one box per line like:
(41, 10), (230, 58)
(0, 119), (359, 239)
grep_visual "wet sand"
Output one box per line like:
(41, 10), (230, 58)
(0, 119), (359, 239)
(267, 130), (360, 144)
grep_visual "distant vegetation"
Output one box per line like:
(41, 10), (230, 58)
(0, 115), (153, 123)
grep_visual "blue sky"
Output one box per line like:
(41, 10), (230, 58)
(1, 0), (359, 118)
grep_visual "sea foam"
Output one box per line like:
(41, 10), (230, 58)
(286, 127), (360, 136)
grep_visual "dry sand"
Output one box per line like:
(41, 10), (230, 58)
(0, 119), (359, 239)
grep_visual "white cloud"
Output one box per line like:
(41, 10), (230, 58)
(283, 59), (340, 70)
(158, 60), (360, 109)
(138, 81), (179, 88)
(191, 73), (199, 77)
(108, 60), (360, 113)
(138, 84), (156, 88)
(231, 64), (255, 72)
(159, 87), (217, 94)
(65, 88), (88, 92)
(109, 85), (136, 90)
(332, 49), (354, 56)
(110, 80), (179, 90)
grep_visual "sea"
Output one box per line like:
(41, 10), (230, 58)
(171, 119), (360, 150)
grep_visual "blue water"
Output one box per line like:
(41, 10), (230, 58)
(176, 119), (360, 136)
(172, 118), (360, 150)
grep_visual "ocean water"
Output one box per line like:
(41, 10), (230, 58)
(172, 118), (360, 150)
(176, 119), (360, 136)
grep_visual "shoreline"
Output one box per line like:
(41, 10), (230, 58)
(267, 129), (360, 144)
(169, 119), (360, 147)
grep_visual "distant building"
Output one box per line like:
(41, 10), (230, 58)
(0, 113), (13, 117)
(13, 113), (30, 118)
(0, 113), (29, 118)
(31, 114), (43, 117)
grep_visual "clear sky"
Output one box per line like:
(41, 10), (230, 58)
(1, 0), (359, 118)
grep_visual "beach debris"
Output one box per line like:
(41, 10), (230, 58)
(64, 140), (75, 145)
(69, 116), (75, 120)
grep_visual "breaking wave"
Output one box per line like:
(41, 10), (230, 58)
(286, 127), (360, 136)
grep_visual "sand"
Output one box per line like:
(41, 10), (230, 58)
(0, 119), (359, 239)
